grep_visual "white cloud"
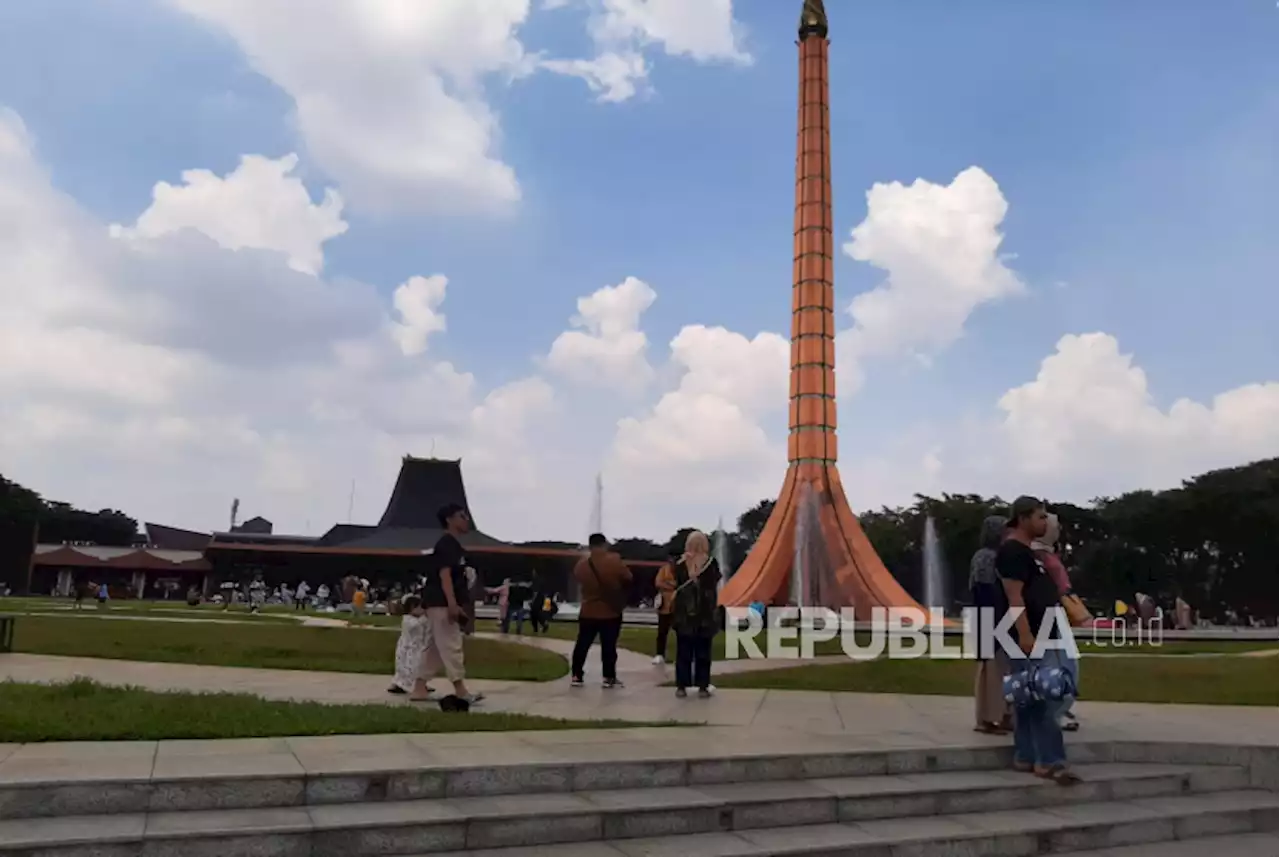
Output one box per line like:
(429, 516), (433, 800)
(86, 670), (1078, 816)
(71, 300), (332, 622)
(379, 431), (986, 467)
(390, 275), (449, 356)
(546, 276), (657, 387)
(109, 154), (347, 275)
(994, 333), (1279, 497)
(592, 0), (749, 63)
(543, 0), (749, 102)
(605, 325), (789, 528)
(165, 0), (529, 214)
(839, 166), (1025, 393)
(0, 105), (565, 541)
(540, 51), (649, 103)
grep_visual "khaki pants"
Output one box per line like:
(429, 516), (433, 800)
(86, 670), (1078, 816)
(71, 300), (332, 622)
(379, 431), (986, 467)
(974, 658), (1008, 726)
(421, 607), (466, 682)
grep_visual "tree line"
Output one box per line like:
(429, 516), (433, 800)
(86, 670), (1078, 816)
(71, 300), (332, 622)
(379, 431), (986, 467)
(614, 458), (1278, 623)
(0, 475), (139, 547)
(3, 458), (1275, 621)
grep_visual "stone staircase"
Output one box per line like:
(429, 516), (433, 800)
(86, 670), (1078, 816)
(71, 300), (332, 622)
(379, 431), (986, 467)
(0, 739), (1273, 856)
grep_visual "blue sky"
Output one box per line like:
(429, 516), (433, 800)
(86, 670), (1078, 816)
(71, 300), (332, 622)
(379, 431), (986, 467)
(0, 0), (1275, 539)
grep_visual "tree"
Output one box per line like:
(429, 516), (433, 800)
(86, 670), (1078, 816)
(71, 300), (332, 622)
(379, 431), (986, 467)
(727, 458), (1279, 621)
(0, 474), (138, 546)
(736, 499), (775, 545)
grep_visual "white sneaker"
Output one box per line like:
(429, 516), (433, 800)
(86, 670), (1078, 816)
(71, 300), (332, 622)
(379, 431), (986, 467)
(651, 655), (665, 666)
(706, 684), (716, 694)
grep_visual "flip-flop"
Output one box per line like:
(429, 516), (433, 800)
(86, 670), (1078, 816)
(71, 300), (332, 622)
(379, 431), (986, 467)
(974, 723), (1005, 735)
(1013, 762), (1034, 773)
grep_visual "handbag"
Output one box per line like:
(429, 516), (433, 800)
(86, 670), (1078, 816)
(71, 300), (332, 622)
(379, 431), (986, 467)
(1061, 591), (1092, 627)
(1003, 661), (1077, 707)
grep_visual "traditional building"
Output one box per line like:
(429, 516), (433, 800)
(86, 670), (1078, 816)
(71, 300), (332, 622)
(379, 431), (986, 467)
(719, 1), (925, 618)
(202, 456), (664, 598)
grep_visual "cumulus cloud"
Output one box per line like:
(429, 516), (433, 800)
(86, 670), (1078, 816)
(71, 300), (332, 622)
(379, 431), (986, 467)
(0, 105), (563, 540)
(839, 166), (1025, 393)
(606, 325), (789, 527)
(390, 275), (449, 356)
(542, 0), (749, 102)
(109, 154), (347, 275)
(546, 276), (657, 387)
(165, 0), (529, 213)
(994, 333), (1279, 497)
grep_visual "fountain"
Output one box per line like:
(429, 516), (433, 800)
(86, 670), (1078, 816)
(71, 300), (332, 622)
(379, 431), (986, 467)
(791, 481), (833, 608)
(712, 518), (733, 592)
(921, 514), (948, 613)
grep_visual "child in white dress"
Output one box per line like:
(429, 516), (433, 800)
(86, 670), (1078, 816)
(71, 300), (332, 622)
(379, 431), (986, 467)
(388, 595), (430, 695)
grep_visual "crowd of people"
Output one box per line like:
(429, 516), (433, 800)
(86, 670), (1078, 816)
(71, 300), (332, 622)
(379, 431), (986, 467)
(970, 496), (1087, 786)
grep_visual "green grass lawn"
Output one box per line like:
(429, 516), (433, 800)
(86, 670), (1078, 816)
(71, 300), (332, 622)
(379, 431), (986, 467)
(0, 678), (637, 742)
(487, 621), (850, 659)
(714, 655), (1279, 706)
(12, 616), (568, 681)
(493, 619), (1272, 660)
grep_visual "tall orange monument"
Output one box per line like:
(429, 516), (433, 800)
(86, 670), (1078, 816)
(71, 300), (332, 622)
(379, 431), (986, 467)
(719, 0), (925, 619)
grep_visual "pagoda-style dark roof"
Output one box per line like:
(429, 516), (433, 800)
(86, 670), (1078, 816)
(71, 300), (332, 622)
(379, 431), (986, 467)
(202, 455), (511, 558)
(334, 526), (509, 552)
(316, 523), (377, 546)
(209, 531), (319, 547)
(379, 456), (478, 530)
(145, 523), (210, 551)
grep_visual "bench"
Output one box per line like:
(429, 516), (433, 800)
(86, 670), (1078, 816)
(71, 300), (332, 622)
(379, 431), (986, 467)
(0, 614), (14, 653)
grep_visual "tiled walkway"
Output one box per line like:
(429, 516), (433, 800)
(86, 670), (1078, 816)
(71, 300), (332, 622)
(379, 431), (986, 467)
(1, 652), (1274, 748)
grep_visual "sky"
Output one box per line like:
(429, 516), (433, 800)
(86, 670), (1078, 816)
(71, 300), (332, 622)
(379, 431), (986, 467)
(0, 0), (1276, 543)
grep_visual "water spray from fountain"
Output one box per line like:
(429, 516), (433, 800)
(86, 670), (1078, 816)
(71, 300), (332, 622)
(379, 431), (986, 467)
(712, 516), (733, 593)
(922, 514), (949, 615)
(792, 481), (834, 608)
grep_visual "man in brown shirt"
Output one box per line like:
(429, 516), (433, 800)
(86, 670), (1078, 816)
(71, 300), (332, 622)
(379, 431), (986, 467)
(570, 533), (633, 688)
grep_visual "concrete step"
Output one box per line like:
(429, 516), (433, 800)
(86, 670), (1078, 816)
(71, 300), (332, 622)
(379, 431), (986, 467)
(0, 765), (1265, 856)
(430, 793), (1278, 856)
(0, 742), (1028, 819)
(1053, 832), (1279, 856)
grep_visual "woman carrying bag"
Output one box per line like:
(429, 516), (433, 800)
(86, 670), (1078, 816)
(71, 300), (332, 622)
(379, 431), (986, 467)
(671, 531), (722, 699)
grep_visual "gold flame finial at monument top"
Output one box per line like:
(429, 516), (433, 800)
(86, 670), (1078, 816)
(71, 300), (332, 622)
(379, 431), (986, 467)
(799, 0), (828, 40)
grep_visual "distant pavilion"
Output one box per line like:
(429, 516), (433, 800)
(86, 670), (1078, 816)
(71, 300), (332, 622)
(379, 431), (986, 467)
(27, 456), (663, 600)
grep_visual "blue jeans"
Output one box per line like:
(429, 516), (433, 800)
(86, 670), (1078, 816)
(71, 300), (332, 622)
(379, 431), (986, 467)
(500, 607), (527, 635)
(1009, 649), (1069, 768)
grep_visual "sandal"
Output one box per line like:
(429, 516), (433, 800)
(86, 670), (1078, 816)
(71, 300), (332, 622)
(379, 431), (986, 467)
(1013, 761), (1034, 773)
(1035, 765), (1081, 786)
(974, 722), (1006, 735)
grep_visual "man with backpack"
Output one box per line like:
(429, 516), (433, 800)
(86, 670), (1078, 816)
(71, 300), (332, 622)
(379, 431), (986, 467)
(570, 533), (632, 689)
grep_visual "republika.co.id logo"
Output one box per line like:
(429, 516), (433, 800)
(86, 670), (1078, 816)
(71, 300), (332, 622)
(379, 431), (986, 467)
(723, 605), (1162, 661)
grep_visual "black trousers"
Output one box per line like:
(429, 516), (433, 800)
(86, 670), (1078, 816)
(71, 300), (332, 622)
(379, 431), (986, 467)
(675, 633), (713, 690)
(654, 612), (673, 659)
(572, 617), (622, 681)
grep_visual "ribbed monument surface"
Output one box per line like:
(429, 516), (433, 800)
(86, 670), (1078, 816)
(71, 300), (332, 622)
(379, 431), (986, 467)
(719, 0), (926, 617)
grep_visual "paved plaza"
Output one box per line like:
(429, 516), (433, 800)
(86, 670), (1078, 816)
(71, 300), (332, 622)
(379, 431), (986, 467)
(0, 648), (1274, 747)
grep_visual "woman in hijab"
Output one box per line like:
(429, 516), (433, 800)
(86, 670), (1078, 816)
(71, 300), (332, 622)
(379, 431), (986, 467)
(1031, 513), (1079, 731)
(970, 515), (1011, 734)
(672, 530), (722, 699)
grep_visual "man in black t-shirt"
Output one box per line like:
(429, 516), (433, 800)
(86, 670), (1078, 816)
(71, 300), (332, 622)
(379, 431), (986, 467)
(997, 495), (1078, 785)
(411, 503), (481, 706)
